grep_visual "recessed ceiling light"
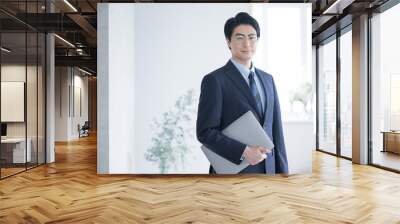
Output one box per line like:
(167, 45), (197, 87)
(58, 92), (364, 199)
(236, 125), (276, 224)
(78, 67), (92, 76)
(323, 0), (354, 15)
(63, 0), (78, 12)
(54, 34), (75, 48)
(1, 47), (11, 53)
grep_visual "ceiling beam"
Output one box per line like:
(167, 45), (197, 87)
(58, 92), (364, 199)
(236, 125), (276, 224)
(55, 55), (96, 71)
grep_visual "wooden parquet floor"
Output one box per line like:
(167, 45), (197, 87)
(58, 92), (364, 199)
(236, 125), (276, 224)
(1, 134), (400, 223)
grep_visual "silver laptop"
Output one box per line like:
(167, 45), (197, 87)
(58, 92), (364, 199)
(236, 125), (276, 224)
(201, 111), (274, 174)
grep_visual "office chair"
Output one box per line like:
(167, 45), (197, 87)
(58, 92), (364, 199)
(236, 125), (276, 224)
(79, 121), (90, 138)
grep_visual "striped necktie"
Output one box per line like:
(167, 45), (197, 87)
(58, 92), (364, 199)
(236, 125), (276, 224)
(248, 71), (263, 118)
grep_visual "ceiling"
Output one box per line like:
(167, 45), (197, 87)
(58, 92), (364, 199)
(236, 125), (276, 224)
(0, 0), (394, 75)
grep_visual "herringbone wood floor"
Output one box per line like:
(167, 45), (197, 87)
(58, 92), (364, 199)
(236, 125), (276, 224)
(1, 134), (400, 223)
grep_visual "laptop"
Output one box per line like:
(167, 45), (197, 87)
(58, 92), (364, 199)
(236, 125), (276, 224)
(201, 111), (274, 174)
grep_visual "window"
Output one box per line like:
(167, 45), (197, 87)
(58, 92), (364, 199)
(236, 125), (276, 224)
(318, 37), (337, 155)
(371, 3), (400, 171)
(340, 29), (352, 158)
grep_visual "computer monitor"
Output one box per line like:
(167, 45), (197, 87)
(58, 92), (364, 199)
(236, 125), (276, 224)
(1, 123), (7, 137)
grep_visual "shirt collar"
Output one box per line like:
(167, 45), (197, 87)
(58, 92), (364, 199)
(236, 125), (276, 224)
(230, 58), (256, 78)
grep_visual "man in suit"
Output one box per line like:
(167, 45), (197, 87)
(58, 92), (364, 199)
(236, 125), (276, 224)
(196, 12), (288, 174)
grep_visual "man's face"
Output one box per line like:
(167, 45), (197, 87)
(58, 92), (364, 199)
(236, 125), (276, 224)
(227, 24), (258, 63)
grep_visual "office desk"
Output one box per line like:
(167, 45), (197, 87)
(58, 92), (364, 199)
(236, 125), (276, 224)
(1, 138), (31, 163)
(381, 131), (400, 154)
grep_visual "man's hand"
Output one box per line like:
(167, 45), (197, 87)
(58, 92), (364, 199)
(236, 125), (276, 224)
(243, 146), (271, 165)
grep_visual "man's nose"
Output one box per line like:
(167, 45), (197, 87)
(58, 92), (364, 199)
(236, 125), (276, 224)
(243, 38), (251, 46)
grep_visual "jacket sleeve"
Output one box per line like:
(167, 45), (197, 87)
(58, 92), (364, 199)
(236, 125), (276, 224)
(196, 74), (246, 165)
(271, 77), (289, 174)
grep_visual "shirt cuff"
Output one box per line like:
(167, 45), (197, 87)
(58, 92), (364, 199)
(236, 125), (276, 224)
(240, 146), (250, 161)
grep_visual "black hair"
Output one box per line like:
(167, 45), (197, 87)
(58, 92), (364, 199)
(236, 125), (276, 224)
(224, 12), (260, 41)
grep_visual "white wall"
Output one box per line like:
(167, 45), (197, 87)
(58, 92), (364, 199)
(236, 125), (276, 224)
(284, 121), (313, 173)
(71, 73), (89, 138)
(134, 4), (247, 174)
(97, 4), (109, 173)
(55, 67), (89, 141)
(55, 67), (69, 141)
(98, 3), (136, 174)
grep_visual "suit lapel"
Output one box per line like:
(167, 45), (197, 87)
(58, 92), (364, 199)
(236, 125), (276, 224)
(223, 60), (262, 122)
(256, 68), (274, 125)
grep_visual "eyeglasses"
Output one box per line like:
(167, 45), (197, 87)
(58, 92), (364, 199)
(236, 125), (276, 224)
(232, 34), (258, 44)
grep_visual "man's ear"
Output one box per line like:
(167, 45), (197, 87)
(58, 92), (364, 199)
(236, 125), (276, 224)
(226, 39), (231, 50)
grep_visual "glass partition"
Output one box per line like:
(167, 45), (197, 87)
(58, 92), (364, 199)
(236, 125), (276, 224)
(27, 30), (38, 169)
(318, 37), (337, 155)
(38, 32), (45, 165)
(371, 3), (400, 171)
(1, 31), (28, 177)
(0, 1), (46, 179)
(340, 29), (352, 158)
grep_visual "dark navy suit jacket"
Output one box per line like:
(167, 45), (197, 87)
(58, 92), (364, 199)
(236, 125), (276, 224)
(196, 60), (288, 174)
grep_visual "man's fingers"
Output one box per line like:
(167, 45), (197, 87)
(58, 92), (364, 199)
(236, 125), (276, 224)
(252, 154), (267, 165)
(258, 147), (271, 154)
(245, 147), (269, 165)
(248, 159), (257, 165)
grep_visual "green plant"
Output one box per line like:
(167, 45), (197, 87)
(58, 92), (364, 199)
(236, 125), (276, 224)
(145, 89), (197, 173)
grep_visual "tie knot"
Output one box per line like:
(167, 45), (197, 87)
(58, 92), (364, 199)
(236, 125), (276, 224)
(249, 71), (255, 80)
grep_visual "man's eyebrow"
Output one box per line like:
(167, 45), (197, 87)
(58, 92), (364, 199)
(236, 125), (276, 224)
(234, 33), (257, 37)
